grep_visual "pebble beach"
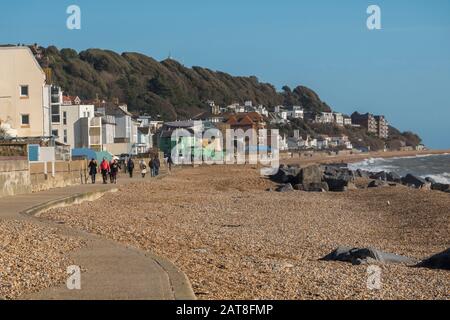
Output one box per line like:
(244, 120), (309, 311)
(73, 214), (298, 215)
(0, 220), (84, 299)
(36, 165), (449, 300)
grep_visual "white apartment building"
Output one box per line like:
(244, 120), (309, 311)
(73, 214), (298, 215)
(333, 112), (344, 126)
(78, 117), (103, 151)
(255, 105), (269, 117)
(343, 117), (352, 126)
(47, 87), (97, 149)
(315, 112), (334, 124)
(287, 106), (304, 119)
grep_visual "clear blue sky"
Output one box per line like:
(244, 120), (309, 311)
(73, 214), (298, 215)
(1, 0), (449, 148)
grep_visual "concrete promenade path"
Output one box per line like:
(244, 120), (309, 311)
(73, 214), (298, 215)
(0, 172), (196, 300)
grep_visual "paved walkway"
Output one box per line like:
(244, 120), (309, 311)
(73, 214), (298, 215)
(0, 172), (196, 300)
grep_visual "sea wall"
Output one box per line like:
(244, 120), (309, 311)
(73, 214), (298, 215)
(29, 160), (88, 193)
(0, 159), (89, 198)
(0, 160), (32, 197)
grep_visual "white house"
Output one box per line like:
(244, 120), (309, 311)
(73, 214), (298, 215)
(287, 106), (304, 119)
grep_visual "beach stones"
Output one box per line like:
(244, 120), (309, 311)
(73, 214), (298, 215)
(322, 246), (417, 266)
(416, 248), (450, 271)
(386, 172), (402, 183)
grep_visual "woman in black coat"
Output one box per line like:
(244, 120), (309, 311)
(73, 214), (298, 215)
(88, 158), (98, 184)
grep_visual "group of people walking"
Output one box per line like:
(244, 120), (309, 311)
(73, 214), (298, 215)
(126, 156), (163, 178)
(88, 155), (172, 184)
(88, 158), (121, 184)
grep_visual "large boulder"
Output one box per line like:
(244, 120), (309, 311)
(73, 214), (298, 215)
(386, 172), (402, 183)
(416, 248), (450, 270)
(401, 174), (429, 189)
(322, 163), (348, 176)
(296, 165), (324, 191)
(425, 177), (437, 184)
(322, 247), (417, 265)
(322, 164), (354, 192)
(324, 174), (352, 192)
(270, 166), (301, 184)
(370, 171), (401, 183)
(370, 171), (388, 181)
(431, 183), (450, 192)
(355, 169), (370, 178)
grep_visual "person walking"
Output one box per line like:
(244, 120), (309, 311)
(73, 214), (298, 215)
(127, 157), (135, 178)
(110, 159), (121, 184)
(154, 156), (161, 177)
(139, 160), (147, 178)
(167, 154), (174, 173)
(149, 157), (155, 177)
(100, 158), (110, 184)
(88, 158), (98, 184)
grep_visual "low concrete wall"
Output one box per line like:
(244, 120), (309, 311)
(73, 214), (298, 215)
(0, 160), (32, 197)
(29, 160), (88, 193)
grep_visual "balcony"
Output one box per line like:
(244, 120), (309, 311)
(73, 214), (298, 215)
(89, 135), (102, 146)
(90, 117), (101, 127)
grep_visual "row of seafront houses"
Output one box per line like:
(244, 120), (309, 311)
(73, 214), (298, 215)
(0, 46), (162, 162)
(0, 45), (392, 165)
(190, 99), (390, 153)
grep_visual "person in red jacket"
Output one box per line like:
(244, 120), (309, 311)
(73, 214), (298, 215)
(100, 158), (110, 184)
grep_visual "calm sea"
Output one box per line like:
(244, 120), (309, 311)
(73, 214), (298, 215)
(349, 153), (450, 184)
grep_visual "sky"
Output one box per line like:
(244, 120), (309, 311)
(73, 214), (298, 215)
(1, 0), (449, 149)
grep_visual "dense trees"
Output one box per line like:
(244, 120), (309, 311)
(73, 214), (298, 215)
(39, 46), (421, 151)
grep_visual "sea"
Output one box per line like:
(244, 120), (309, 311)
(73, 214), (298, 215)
(349, 153), (450, 184)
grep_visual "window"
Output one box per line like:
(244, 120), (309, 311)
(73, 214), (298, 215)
(63, 129), (68, 144)
(20, 85), (29, 97)
(63, 111), (67, 125)
(51, 104), (60, 123)
(21, 114), (30, 126)
(52, 129), (59, 138)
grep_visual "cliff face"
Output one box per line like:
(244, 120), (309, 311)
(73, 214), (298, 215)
(37, 45), (421, 150)
(40, 46), (331, 119)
